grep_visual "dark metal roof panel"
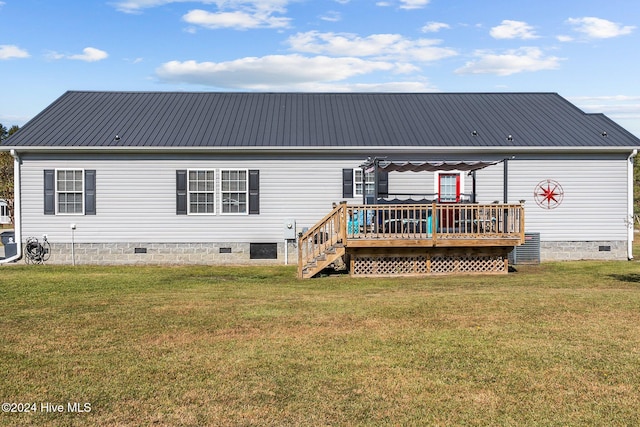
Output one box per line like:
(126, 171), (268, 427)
(4, 91), (639, 149)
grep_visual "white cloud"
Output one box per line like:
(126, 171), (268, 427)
(183, 8), (290, 29)
(156, 54), (411, 89)
(45, 51), (65, 60)
(399, 0), (429, 9)
(289, 81), (437, 92)
(112, 0), (182, 14)
(556, 35), (573, 42)
(0, 113), (32, 127)
(455, 47), (562, 76)
(287, 31), (457, 62)
(0, 44), (30, 60)
(112, 0), (292, 14)
(570, 95), (640, 137)
(374, 0), (427, 9)
(69, 47), (109, 62)
(320, 11), (341, 22)
(566, 17), (635, 39)
(490, 20), (538, 40)
(569, 95), (640, 116)
(421, 21), (450, 33)
(47, 47), (108, 62)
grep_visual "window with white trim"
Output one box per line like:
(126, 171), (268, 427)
(188, 170), (216, 214)
(221, 169), (248, 214)
(0, 200), (9, 224)
(56, 169), (84, 214)
(354, 169), (375, 196)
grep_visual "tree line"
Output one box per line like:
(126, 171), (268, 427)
(1, 123), (20, 224)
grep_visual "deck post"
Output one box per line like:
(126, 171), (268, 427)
(519, 203), (525, 243)
(339, 201), (347, 244)
(432, 202), (437, 246)
(503, 159), (509, 233)
(297, 232), (303, 278)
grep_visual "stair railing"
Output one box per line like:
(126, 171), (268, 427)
(298, 202), (347, 278)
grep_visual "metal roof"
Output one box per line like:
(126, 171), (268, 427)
(3, 91), (639, 150)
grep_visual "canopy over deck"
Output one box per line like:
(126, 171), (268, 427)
(374, 160), (500, 173)
(361, 158), (507, 204)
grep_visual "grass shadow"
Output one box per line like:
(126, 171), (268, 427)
(608, 273), (640, 283)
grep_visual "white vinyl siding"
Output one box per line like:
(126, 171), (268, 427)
(20, 155), (364, 243)
(17, 153), (631, 245)
(475, 158), (628, 241)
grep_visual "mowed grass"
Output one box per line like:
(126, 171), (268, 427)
(1, 260), (640, 426)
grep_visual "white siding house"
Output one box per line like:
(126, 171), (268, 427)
(1, 91), (638, 265)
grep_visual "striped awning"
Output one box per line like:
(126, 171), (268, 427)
(376, 160), (499, 173)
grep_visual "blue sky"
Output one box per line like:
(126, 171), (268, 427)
(1, 0), (639, 137)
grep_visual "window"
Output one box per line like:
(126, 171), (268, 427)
(221, 169), (248, 214)
(56, 169), (84, 214)
(188, 170), (215, 214)
(45, 169), (95, 216)
(0, 200), (9, 224)
(177, 169), (258, 215)
(438, 173), (460, 203)
(354, 169), (375, 196)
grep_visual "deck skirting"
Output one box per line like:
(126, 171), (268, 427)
(348, 247), (510, 276)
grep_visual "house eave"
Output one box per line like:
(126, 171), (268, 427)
(2, 145), (639, 155)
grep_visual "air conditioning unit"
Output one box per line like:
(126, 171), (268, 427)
(509, 232), (540, 265)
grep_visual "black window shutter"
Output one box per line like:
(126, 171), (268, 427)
(248, 170), (260, 215)
(342, 169), (353, 198)
(85, 170), (96, 215)
(44, 169), (55, 215)
(378, 170), (389, 197)
(176, 170), (187, 215)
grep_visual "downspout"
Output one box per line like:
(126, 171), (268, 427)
(471, 170), (477, 203)
(627, 149), (637, 260)
(373, 158), (379, 204)
(1, 149), (22, 263)
(503, 157), (508, 203)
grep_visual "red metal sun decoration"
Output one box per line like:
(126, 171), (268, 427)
(534, 179), (564, 209)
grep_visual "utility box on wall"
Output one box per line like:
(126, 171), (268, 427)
(284, 219), (297, 240)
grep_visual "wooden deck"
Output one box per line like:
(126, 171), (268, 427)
(298, 202), (525, 278)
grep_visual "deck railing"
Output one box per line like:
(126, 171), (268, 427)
(345, 203), (524, 242)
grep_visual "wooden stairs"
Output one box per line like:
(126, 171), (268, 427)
(298, 203), (348, 279)
(299, 243), (346, 279)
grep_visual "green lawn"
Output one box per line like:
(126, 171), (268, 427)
(1, 261), (640, 426)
